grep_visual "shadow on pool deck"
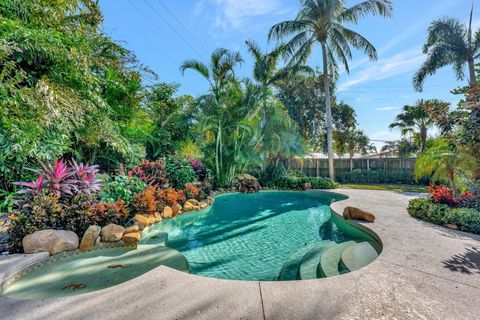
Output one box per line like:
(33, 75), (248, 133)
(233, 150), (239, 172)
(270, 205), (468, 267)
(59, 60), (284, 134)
(442, 246), (480, 275)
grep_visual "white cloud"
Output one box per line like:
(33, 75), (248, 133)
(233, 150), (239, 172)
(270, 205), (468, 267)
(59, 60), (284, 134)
(338, 47), (425, 92)
(375, 106), (399, 111)
(195, 0), (287, 30)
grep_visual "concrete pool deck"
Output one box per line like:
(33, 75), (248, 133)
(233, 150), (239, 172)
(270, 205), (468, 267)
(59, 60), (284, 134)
(1, 189), (479, 319)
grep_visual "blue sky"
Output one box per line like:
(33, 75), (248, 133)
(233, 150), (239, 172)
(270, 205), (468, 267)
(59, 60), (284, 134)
(100, 0), (475, 148)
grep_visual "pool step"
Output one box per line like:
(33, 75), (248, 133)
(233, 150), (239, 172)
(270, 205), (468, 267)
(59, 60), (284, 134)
(298, 243), (335, 280)
(340, 242), (378, 272)
(318, 241), (356, 278)
(278, 242), (333, 281)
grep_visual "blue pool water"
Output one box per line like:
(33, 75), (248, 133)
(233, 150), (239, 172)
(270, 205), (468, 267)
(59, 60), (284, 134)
(143, 191), (381, 281)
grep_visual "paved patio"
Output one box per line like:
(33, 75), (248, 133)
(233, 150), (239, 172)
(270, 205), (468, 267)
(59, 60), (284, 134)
(1, 189), (479, 320)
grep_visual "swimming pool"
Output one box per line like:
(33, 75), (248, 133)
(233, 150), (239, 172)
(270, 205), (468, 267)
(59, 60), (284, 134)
(144, 191), (381, 281)
(3, 191), (381, 300)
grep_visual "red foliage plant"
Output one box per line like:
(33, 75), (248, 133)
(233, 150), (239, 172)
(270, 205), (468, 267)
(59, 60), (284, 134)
(132, 186), (158, 215)
(87, 201), (129, 225)
(165, 188), (186, 207)
(128, 160), (168, 188)
(184, 183), (201, 199)
(428, 185), (476, 207)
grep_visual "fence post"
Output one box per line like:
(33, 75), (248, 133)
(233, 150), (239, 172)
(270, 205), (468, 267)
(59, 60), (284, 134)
(316, 159), (319, 177)
(366, 159), (370, 171)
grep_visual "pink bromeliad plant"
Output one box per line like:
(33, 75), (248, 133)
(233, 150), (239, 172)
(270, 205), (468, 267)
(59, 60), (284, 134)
(70, 160), (101, 195)
(14, 158), (102, 198)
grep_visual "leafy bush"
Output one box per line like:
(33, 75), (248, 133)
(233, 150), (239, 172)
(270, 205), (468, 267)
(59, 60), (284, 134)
(14, 159), (101, 198)
(132, 186), (159, 215)
(164, 155), (196, 189)
(428, 185), (459, 206)
(267, 170), (336, 190)
(427, 185), (478, 209)
(184, 183), (202, 199)
(8, 194), (95, 252)
(129, 159), (169, 188)
(87, 201), (130, 225)
(338, 169), (416, 184)
(187, 157), (208, 181)
(309, 177), (337, 189)
(0, 189), (15, 216)
(8, 158), (102, 252)
(100, 174), (147, 205)
(408, 197), (480, 234)
(165, 188), (186, 206)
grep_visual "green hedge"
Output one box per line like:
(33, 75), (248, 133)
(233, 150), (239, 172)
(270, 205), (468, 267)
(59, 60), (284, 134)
(407, 198), (480, 234)
(338, 169), (424, 184)
(270, 171), (336, 190)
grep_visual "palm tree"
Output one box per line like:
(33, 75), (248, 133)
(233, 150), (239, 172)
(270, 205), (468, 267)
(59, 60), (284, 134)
(415, 139), (476, 192)
(269, 0), (392, 180)
(335, 129), (375, 170)
(413, 6), (480, 91)
(180, 48), (244, 99)
(388, 99), (439, 152)
(180, 48), (245, 186)
(245, 40), (310, 166)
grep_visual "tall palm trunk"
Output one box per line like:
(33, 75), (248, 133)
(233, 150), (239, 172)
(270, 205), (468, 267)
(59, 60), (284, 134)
(420, 126), (427, 153)
(468, 59), (478, 88)
(321, 42), (334, 180)
(261, 86), (269, 169)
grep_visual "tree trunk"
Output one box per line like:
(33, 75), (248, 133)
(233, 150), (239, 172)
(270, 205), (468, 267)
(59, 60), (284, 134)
(420, 127), (427, 153)
(321, 42), (335, 181)
(261, 90), (268, 169)
(468, 59), (477, 88)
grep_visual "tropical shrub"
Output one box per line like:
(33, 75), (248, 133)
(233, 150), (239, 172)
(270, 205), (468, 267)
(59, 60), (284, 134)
(408, 198), (480, 234)
(266, 170), (336, 190)
(338, 169), (416, 184)
(164, 156), (196, 189)
(14, 159), (101, 198)
(129, 159), (169, 188)
(8, 194), (95, 251)
(132, 186), (159, 215)
(187, 158), (208, 181)
(427, 185), (478, 209)
(87, 201), (130, 225)
(165, 188), (186, 207)
(309, 177), (337, 189)
(184, 183), (202, 199)
(100, 175), (146, 205)
(0, 189), (15, 216)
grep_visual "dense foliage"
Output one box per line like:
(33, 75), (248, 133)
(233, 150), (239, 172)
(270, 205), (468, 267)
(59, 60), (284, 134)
(259, 166), (336, 190)
(408, 198), (480, 234)
(337, 169), (416, 185)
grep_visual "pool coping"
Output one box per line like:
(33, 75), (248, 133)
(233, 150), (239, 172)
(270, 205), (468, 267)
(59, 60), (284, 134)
(1, 188), (480, 319)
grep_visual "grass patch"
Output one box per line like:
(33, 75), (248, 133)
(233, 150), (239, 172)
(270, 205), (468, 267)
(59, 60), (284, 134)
(340, 183), (427, 193)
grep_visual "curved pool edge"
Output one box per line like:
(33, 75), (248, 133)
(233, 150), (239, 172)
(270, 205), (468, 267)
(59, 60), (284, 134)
(2, 189), (478, 320)
(1, 189), (383, 301)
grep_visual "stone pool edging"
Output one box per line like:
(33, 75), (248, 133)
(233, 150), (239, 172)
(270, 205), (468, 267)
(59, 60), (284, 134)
(0, 196), (217, 295)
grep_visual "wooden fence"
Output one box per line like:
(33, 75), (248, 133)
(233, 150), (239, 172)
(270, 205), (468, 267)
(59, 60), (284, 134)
(279, 157), (417, 178)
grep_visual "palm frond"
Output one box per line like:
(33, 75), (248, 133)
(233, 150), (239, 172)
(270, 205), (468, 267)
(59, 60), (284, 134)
(340, 0), (393, 23)
(179, 59), (210, 79)
(268, 20), (309, 43)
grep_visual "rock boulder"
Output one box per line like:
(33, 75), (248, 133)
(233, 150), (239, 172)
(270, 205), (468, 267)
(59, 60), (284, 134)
(122, 232), (141, 244)
(23, 229), (79, 256)
(101, 224), (125, 242)
(79, 225), (101, 252)
(342, 207), (375, 222)
(234, 174), (261, 193)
